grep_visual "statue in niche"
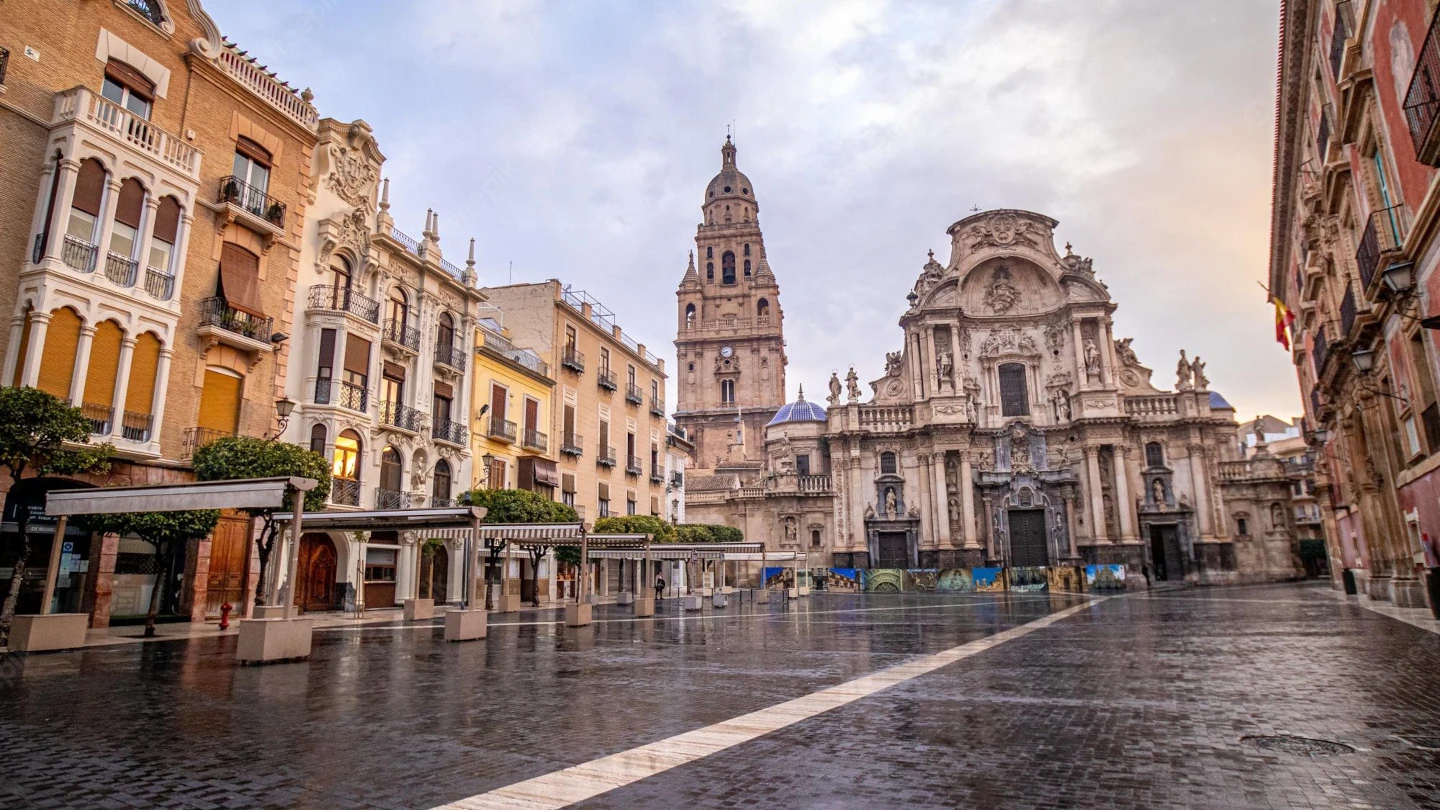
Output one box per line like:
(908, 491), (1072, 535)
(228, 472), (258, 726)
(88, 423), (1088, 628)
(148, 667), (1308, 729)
(784, 517), (798, 544)
(1176, 350), (1194, 390)
(1191, 355), (1208, 389)
(885, 351), (904, 377)
(948, 496), (961, 526)
(846, 366), (862, 401)
(1083, 339), (1101, 378)
(885, 487), (898, 519)
(965, 395), (978, 423)
(983, 266), (1021, 314)
(1051, 389), (1072, 421)
(937, 348), (953, 384)
(1152, 478), (1165, 505)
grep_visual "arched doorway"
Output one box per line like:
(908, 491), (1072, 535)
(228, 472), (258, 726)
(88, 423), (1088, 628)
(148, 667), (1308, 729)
(419, 542), (448, 603)
(295, 533), (337, 612)
(379, 445), (402, 509)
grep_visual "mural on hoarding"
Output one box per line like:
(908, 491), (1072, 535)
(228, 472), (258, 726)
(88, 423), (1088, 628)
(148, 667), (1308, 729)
(905, 569), (939, 592)
(1008, 566), (1049, 593)
(826, 568), (861, 592)
(1085, 564), (1127, 591)
(862, 569), (905, 592)
(937, 568), (975, 592)
(973, 567), (1005, 592)
(1046, 565), (1083, 593)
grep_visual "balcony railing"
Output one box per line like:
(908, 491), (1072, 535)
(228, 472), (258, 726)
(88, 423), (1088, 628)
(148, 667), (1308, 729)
(650, 396), (665, 417)
(1340, 285), (1357, 338)
(53, 87), (199, 178)
(625, 454), (642, 476)
(104, 252), (137, 287)
(216, 43), (318, 131)
(331, 478), (360, 507)
(314, 378), (369, 412)
(376, 488), (406, 510)
(1405, 9), (1440, 165)
(430, 495), (456, 508)
(522, 428), (548, 452)
(625, 383), (644, 405)
(1356, 205), (1408, 292)
(0, 47), (9, 87)
(181, 427), (234, 458)
(597, 446), (617, 467)
(308, 284), (380, 324)
(597, 368), (617, 391)
(650, 465), (664, 484)
(62, 235), (98, 273)
(478, 329), (549, 377)
(81, 402), (112, 435)
(199, 297), (272, 342)
(434, 416), (468, 445)
(487, 417), (517, 443)
(379, 400), (422, 432)
(560, 432), (583, 456)
(562, 346), (585, 373)
(383, 319), (420, 351)
(219, 175), (286, 228)
(435, 343), (466, 371)
(121, 410), (152, 442)
(144, 266), (174, 300)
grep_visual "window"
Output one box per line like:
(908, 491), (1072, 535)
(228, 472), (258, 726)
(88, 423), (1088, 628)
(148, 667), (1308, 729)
(721, 379), (735, 404)
(309, 424), (327, 454)
(101, 60), (154, 119)
(744, 243), (750, 257)
(811, 529), (821, 548)
(706, 262), (714, 282)
(387, 288), (408, 330)
(627, 492), (637, 515)
(437, 312), (455, 353)
(652, 379), (659, 400)
(600, 347), (611, 373)
(333, 431), (361, 480)
(561, 473), (576, 507)
(1145, 442), (1165, 469)
(999, 363), (1029, 416)
(627, 365), (636, 387)
(68, 158), (107, 244)
(599, 419), (611, 454)
(744, 259), (751, 276)
(1408, 332), (1440, 455)
(1237, 517), (1249, 536)
(722, 252), (736, 284)
(797, 454), (811, 476)
(231, 137), (272, 199)
(381, 364), (404, 416)
(880, 452), (897, 475)
(598, 482), (611, 517)
(149, 196), (181, 274)
(110, 178), (145, 262)
(488, 457), (507, 489)
(365, 547), (397, 583)
(565, 325), (578, 352)
(707, 247), (713, 259)
(757, 298), (770, 319)
(379, 446), (403, 493)
(685, 304), (696, 328)
(433, 459), (452, 503)
(564, 403), (576, 442)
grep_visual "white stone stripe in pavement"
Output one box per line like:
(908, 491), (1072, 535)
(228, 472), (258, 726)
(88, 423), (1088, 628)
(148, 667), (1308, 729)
(430, 597), (1105, 810)
(1324, 588), (1440, 636)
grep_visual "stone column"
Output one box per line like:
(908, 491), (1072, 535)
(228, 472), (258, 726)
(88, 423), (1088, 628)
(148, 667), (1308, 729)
(108, 336), (137, 439)
(397, 538), (417, 601)
(2, 315), (25, 385)
(93, 179), (123, 263)
(981, 496), (995, 561)
(27, 162), (56, 258)
(1063, 494), (1079, 559)
(1085, 446), (1106, 542)
(135, 197), (160, 288)
(931, 453), (951, 547)
(167, 213), (194, 299)
(68, 325), (96, 407)
(148, 347), (172, 448)
(1072, 320), (1087, 389)
(915, 452), (933, 548)
(19, 312), (50, 388)
(960, 452), (978, 548)
(1187, 444), (1214, 539)
(40, 159), (81, 264)
(910, 331), (925, 400)
(1114, 446), (1136, 541)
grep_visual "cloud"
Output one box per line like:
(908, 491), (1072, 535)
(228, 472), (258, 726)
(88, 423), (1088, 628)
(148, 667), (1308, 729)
(207, 0), (1293, 418)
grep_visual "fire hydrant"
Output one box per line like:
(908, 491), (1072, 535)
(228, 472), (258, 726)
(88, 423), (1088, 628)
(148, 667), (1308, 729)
(219, 601), (233, 630)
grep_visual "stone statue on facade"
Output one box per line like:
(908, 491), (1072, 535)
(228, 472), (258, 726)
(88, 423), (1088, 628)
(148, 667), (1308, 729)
(828, 372), (843, 405)
(1083, 339), (1100, 378)
(865, 504), (876, 520)
(984, 267), (1021, 314)
(936, 348), (953, 385)
(885, 351), (904, 377)
(1115, 337), (1139, 367)
(884, 487), (898, 519)
(1191, 355), (1208, 389)
(846, 366), (861, 402)
(1152, 478), (1165, 505)
(1176, 350), (1193, 390)
(1253, 416), (1266, 446)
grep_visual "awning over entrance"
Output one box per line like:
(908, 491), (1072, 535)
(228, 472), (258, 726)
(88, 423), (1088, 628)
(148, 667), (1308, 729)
(271, 506), (486, 533)
(585, 542), (769, 560)
(479, 523), (650, 550)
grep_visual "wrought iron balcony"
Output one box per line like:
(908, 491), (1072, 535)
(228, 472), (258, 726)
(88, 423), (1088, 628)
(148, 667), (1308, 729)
(597, 446), (617, 467)
(487, 417), (517, 443)
(181, 426), (235, 458)
(434, 416), (468, 445)
(650, 396), (665, 417)
(379, 400), (421, 432)
(219, 175), (286, 228)
(625, 383), (644, 405)
(81, 403), (112, 435)
(383, 318), (420, 351)
(331, 478), (360, 506)
(435, 342), (466, 371)
(144, 266), (174, 300)
(522, 428), (548, 453)
(121, 410), (153, 442)
(562, 346), (585, 373)
(62, 235), (98, 273)
(560, 432), (583, 456)
(0, 47), (9, 87)
(1356, 205), (1408, 294)
(104, 252), (137, 287)
(597, 368), (617, 391)
(1340, 285), (1357, 338)
(376, 488), (406, 510)
(308, 284), (379, 324)
(430, 495), (456, 508)
(314, 378), (369, 412)
(198, 297), (272, 342)
(650, 465), (664, 484)
(1405, 9), (1440, 165)
(625, 455), (642, 476)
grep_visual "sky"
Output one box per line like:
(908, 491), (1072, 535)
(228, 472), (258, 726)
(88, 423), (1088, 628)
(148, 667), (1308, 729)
(208, 0), (1295, 420)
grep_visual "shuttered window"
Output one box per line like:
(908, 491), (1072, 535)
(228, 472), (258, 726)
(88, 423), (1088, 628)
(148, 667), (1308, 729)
(72, 160), (106, 217)
(197, 370), (243, 433)
(999, 363), (1029, 417)
(317, 328), (336, 378)
(114, 179), (144, 229)
(150, 196), (181, 272)
(124, 332), (162, 416)
(37, 307), (82, 399)
(343, 335), (371, 380)
(218, 242), (265, 317)
(82, 320), (124, 411)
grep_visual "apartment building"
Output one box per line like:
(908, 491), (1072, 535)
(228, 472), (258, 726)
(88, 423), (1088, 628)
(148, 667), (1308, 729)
(480, 282), (668, 524)
(472, 316), (557, 495)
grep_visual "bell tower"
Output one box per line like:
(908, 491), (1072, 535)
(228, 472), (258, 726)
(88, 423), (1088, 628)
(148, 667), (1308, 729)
(674, 137), (787, 471)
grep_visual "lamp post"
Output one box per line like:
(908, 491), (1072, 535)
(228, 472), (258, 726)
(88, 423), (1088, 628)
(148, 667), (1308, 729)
(267, 396), (297, 441)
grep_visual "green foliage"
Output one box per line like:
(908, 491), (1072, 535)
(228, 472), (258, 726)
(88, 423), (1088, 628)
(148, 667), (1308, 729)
(673, 523), (744, 544)
(0, 386), (112, 482)
(554, 545), (582, 567)
(592, 515), (676, 543)
(422, 537), (446, 558)
(84, 509), (222, 546)
(459, 488), (577, 524)
(191, 435), (331, 514)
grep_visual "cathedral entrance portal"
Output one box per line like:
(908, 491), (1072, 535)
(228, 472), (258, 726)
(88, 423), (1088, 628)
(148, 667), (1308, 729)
(877, 533), (909, 568)
(1007, 509), (1048, 567)
(1149, 524), (1183, 581)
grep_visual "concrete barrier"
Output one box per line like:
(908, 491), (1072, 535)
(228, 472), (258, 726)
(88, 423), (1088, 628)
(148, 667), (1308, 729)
(236, 618), (314, 664)
(8, 613), (89, 652)
(444, 609), (487, 642)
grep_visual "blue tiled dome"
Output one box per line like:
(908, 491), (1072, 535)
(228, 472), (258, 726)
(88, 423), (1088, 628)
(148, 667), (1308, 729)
(1208, 391), (1233, 410)
(767, 387), (828, 427)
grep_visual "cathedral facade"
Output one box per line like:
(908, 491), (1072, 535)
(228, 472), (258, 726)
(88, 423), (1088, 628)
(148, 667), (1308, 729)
(681, 150), (1301, 583)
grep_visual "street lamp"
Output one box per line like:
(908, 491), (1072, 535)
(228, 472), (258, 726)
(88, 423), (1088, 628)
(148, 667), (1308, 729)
(1351, 346), (1377, 373)
(268, 396), (298, 440)
(479, 452), (496, 488)
(1381, 261), (1415, 294)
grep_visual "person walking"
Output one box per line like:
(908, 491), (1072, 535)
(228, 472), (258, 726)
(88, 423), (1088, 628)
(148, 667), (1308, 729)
(654, 575), (666, 604)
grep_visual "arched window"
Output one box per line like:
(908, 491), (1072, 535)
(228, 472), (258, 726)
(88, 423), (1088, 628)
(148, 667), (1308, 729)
(82, 319), (124, 433)
(67, 159), (108, 258)
(379, 446), (403, 507)
(721, 252), (736, 284)
(685, 303), (696, 328)
(38, 307), (83, 398)
(757, 299), (770, 320)
(721, 379), (735, 404)
(744, 259), (751, 276)
(880, 452), (898, 475)
(706, 262), (714, 282)
(1145, 441), (1165, 468)
(744, 244), (751, 257)
(123, 332), (161, 441)
(998, 363), (1029, 417)
(109, 179), (146, 272)
(148, 196), (182, 290)
(433, 459), (452, 505)
(810, 529), (821, 547)
(309, 423), (327, 454)
(332, 256), (352, 291)
(332, 430), (362, 505)
(387, 287), (408, 333)
(437, 312), (455, 354)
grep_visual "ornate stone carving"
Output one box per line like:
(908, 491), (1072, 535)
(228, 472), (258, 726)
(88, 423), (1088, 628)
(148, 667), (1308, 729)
(1083, 339), (1100, 377)
(983, 266), (1021, 314)
(828, 371), (842, 405)
(1044, 321), (1066, 352)
(885, 351), (904, 376)
(1176, 349), (1194, 390)
(912, 250), (946, 299)
(327, 146), (380, 208)
(846, 366), (861, 402)
(1115, 337), (1139, 367)
(981, 328), (1037, 357)
(967, 212), (1039, 250)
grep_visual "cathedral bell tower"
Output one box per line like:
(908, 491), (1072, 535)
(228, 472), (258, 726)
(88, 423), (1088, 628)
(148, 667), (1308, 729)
(674, 137), (788, 471)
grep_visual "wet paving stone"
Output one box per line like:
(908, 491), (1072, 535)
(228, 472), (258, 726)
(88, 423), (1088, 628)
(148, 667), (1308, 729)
(1, 585), (1438, 809)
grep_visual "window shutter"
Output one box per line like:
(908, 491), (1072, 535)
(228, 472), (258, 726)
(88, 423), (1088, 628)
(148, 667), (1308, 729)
(37, 307), (82, 399)
(598, 481), (610, 501)
(562, 473), (576, 494)
(153, 197), (181, 243)
(383, 361), (407, 381)
(82, 320), (124, 410)
(433, 380), (453, 399)
(72, 160), (107, 217)
(105, 60), (155, 99)
(235, 136), (272, 166)
(343, 335), (371, 377)
(114, 178), (145, 229)
(197, 370), (243, 433)
(317, 329), (336, 376)
(218, 243), (266, 316)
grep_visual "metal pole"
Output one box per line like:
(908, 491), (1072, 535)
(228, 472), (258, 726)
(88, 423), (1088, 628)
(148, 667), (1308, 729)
(578, 532), (588, 605)
(643, 541), (650, 599)
(39, 516), (68, 616)
(761, 546), (767, 596)
(283, 485), (305, 620)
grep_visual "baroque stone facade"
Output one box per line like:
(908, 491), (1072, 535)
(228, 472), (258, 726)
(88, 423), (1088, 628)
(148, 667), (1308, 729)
(687, 202), (1301, 583)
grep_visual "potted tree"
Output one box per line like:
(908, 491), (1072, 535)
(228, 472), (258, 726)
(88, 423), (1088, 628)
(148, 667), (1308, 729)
(404, 537), (445, 621)
(265, 201), (285, 225)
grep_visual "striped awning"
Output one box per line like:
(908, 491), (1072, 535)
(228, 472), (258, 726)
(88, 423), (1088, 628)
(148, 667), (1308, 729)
(271, 506), (485, 532)
(586, 542), (771, 560)
(480, 523), (583, 541)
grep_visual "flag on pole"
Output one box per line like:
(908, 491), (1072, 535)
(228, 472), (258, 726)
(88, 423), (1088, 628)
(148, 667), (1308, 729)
(1273, 297), (1296, 350)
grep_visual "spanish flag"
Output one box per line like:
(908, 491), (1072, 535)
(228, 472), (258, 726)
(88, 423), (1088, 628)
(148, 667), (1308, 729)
(1273, 297), (1296, 350)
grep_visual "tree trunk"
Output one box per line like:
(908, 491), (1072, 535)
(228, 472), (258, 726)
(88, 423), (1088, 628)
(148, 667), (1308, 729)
(0, 512), (33, 646)
(485, 546), (502, 611)
(253, 518), (277, 607)
(427, 555), (435, 600)
(528, 549), (544, 607)
(144, 541), (166, 638)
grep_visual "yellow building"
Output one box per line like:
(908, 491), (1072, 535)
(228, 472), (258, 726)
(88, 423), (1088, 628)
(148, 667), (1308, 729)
(471, 317), (557, 495)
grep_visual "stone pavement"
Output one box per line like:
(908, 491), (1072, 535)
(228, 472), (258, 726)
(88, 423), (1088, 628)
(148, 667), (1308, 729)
(0, 584), (1438, 809)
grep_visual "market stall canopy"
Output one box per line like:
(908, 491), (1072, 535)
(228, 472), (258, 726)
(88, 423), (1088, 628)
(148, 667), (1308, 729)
(269, 506), (486, 533)
(587, 542), (768, 560)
